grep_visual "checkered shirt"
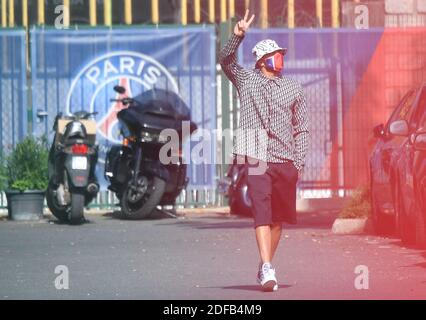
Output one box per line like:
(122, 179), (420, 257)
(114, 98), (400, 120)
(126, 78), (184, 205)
(219, 34), (310, 171)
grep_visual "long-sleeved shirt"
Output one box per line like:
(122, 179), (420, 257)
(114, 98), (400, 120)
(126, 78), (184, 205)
(219, 34), (310, 171)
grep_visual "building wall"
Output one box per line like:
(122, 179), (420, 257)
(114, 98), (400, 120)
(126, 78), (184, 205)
(385, 0), (426, 26)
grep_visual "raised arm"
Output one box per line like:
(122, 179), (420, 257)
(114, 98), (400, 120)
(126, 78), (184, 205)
(219, 10), (255, 91)
(292, 86), (310, 172)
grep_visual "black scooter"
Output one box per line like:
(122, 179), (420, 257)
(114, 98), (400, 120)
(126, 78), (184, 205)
(46, 111), (100, 224)
(105, 86), (197, 219)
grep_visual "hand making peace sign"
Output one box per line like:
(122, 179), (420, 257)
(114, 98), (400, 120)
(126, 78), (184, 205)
(234, 9), (255, 38)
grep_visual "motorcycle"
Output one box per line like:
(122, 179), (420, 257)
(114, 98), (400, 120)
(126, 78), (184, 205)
(46, 111), (100, 224)
(105, 86), (197, 219)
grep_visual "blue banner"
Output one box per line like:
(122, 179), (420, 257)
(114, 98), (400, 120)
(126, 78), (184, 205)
(30, 26), (217, 190)
(0, 29), (27, 151)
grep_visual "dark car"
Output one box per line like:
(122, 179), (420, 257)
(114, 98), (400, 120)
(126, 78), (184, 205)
(392, 90), (426, 247)
(369, 88), (419, 235)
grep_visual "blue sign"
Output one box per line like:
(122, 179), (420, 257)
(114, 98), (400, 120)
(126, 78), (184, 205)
(30, 26), (217, 190)
(0, 29), (27, 151)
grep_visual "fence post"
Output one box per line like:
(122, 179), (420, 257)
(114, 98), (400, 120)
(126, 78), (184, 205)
(22, 0), (28, 28)
(208, 0), (214, 23)
(181, 0), (187, 25)
(288, 0), (295, 28)
(124, 0), (132, 25)
(194, 0), (200, 23)
(1, 0), (6, 27)
(220, 21), (231, 163)
(89, 0), (97, 26)
(63, 0), (70, 28)
(332, 0), (340, 28)
(260, 0), (268, 28)
(37, 0), (44, 25)
(152, 0), (159, 24)
(316, 0), (323, 27)
(220, 0), (227, 23)
(8, 0), (13, 27)
(219, 20), (235, 207)
(104, 0), (112, 26)
(229, 0), (235, 18)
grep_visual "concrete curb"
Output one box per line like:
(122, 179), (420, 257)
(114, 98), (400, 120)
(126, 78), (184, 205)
(331, 218), (368, 235)
(297, 197), (349, 212)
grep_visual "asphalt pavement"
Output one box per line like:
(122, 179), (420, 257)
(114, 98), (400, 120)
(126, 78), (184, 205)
(0, 208), (426, 300)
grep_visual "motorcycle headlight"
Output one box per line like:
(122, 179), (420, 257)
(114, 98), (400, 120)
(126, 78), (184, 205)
(141, 130), (157, 142)
(141, 130), (171, 144)
(158, 132), (171, 143)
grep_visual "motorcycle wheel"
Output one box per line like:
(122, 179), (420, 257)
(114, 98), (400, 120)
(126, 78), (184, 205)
(120, 175), (166, 220)
(69, 193), (85, 225)
(46, 180), (68, 223)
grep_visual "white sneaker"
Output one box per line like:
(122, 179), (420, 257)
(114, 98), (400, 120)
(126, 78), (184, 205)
(257, 263), (278, 292)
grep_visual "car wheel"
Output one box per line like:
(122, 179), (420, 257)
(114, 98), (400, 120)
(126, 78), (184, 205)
(371, 180), (393, 235)
(395, 183), (416, 245)
(415, 190), (426, 248)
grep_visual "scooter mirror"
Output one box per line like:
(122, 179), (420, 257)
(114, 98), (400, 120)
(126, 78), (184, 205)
(114, 85), (126, 94)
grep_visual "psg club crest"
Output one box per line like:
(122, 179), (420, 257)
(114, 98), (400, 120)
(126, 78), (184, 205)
(65, 51), (179, 163)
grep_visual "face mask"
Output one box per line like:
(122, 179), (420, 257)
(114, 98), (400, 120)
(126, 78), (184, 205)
(264, 52), (284, 72)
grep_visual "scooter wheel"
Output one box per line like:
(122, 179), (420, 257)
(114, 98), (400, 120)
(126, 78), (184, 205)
(69, 193), (85, 225)
(46, 180), (68, 222)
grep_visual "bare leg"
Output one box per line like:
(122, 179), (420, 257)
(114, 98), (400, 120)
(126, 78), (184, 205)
(270, 223), (282, 261)
(256, 223), (282, 267)
(255, 225), (272, 263)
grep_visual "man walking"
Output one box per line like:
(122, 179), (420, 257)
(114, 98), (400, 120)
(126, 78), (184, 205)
(219, 10), (310, 292)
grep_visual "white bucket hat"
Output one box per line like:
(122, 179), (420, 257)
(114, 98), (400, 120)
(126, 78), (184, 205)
(252, 39), (287, 64)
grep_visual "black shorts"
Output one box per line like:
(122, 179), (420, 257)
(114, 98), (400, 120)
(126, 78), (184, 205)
(245, 159), (299, 228)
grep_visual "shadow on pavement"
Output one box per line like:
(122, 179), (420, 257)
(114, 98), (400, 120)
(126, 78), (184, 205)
(382, 240), (426, 270)
(223, 284), (293, 291)
(204, 284), (292, 292)
(161, 210), (339, 231)
(102, 208), (176, 221)
(387, 239), (426, 255)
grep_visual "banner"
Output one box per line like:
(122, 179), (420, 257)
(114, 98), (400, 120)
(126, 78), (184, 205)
(30, 26), (217, 190)
(0, 29), (27, 152)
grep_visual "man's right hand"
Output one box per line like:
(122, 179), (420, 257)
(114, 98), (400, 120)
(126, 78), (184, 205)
(234, 9), (255, 38)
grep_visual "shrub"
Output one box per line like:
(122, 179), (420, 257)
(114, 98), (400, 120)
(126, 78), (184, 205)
(0, 151), (7, 191)
(338, 185), (371, 219)
(6, 136), (49, 192)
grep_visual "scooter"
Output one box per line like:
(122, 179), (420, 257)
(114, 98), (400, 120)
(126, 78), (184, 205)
(105, 86), (197, 219)
(46, 111), (100, 224)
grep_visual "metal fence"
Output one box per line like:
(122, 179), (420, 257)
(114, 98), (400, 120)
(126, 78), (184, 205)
(30, 25), (217, 199)
(219, 27), (426, 195)
(3, 23), (426, 209)
(0, 0), (342, 28)
(0, 29), (27, 153)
